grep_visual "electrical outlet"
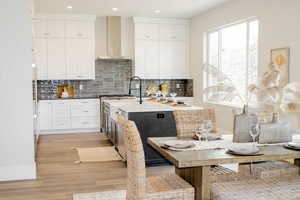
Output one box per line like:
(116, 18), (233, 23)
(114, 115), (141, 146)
(176, 84), (180, 89)
(79, 84), (83, 90)
(135, 84), (140, 89)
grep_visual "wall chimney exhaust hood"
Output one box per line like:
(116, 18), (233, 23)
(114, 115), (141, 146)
(97, 16), (133, 60)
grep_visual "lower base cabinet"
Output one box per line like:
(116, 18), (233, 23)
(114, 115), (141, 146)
(38, 99), (100, 134)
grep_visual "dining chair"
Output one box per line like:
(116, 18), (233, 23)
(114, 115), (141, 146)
(173, 109), (299, 184)
(173, 108), (217, 138)
(73, 116), (195, 200)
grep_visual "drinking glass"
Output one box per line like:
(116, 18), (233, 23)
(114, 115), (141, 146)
(249, 124), (260, 147)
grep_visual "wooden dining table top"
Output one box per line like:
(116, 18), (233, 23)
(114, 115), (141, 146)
(148, 136), (300, 168)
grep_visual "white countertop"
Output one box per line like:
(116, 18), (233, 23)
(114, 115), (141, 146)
(103, 98), (202, 113)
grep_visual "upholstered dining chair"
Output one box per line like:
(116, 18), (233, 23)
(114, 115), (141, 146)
(73, 116), (194, 200)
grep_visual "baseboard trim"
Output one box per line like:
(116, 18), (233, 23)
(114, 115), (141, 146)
(0, 162), (37, 181)
(39, 128), (100, 134)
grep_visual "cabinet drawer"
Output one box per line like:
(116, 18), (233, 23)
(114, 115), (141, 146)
(53, 120), (70, 129)
(71, 118), (99, 129)
(71, 106), (98, 117)
(70, 99), (99, 106)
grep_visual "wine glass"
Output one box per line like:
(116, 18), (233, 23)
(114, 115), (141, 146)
(203, 120), (213, 141)
(196, 124), (206, 141)
(249, 124), (260, 147)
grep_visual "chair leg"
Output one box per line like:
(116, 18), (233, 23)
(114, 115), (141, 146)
(295, 159), (300, 175)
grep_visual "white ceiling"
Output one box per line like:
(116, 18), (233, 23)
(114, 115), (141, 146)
(34, 0), (231, 18)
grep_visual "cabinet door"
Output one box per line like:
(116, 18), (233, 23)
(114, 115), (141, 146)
(66, 21), (93, 38)
(159, 24), (187, 41)
(135, 40), (159, 79)
(38, 101), (52, 130)
(47, 38), (66, 79)
(135, 23), (159, 40)
(33, 20), (65, 38)
(159, 41), (187, 79)
(33, 38), (48, 80)
(47, 20), (65, 38)
(66, 39), (95, 79)
(33, 19), (48, 38)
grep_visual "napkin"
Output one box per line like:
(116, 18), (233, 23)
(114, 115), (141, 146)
(227, 146), (260, 155)
(161, 141), (196, 149)
(195, 133), (222, 141)
(287, 142), (300, 148)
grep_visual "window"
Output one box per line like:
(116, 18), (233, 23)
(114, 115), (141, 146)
(205, 18), (259, 106)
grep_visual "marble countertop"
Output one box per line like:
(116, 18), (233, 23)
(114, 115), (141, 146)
(103, 98), (201, 113)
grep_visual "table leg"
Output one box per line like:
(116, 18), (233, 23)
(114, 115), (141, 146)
(295, 159), (300, 174)
(175, 166), (210, 200)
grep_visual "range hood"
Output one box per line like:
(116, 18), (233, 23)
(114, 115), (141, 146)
(100, 16), (133, 59)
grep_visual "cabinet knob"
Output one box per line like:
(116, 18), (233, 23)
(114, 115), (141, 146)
(44, 33), (50, 36)
(77, 33), (83, 37)
(170, 35), (177, 39)
(144, 35), (150, 38)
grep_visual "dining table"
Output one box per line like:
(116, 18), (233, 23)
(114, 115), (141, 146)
(147, 136), (300, 200)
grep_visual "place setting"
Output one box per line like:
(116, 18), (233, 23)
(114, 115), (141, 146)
(226, 124), (264, 156)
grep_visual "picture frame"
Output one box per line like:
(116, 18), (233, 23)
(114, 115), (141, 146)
(270, 47), (290, 87)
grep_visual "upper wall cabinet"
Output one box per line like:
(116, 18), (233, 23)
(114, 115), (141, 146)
(32, 15), (96, 80)
(133, 17), (190, 79)
(34, 19), (65, 38)
(135, 23), (159, 40)
(65, 21), (94, 38)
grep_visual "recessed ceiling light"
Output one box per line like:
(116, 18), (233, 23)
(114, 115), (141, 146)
(112, 7), (118, 12)
(67, 5), (73, 9)
(154, 9), (161, 14)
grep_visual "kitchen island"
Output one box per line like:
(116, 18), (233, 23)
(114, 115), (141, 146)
(103, 98), (202, 166)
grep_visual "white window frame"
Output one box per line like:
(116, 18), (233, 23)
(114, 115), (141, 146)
(204, 17), (259, 107)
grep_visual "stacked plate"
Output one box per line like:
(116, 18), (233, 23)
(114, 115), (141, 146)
(226, 146), (263, 156)
(284, 142), (300, 150)
(161, 141), (196, 151)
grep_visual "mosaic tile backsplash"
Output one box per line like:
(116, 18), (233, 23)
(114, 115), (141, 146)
(37, 59), (193, 100)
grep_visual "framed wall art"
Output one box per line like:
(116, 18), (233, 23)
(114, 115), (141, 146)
(271, 47), (290, 87)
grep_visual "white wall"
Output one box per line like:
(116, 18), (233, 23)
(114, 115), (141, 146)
(191, 0), (300, 131)
(0, 0), (36, 181)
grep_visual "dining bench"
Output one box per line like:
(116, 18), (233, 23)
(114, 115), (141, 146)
(211, 175), (300, 200)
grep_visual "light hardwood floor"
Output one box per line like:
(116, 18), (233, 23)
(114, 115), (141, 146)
(0, 133), (174, 200)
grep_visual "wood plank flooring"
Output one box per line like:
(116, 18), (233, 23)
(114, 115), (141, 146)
(0, 133), (173, 200)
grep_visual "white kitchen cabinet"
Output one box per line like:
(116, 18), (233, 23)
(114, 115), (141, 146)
(47, 38), (66, 80)
(33, 15), (96, 80)
(135, 23), (159, 40)
(66, 39), (95, 79)
(33, 38), (48, 79)
(134, 40), (160, 79)
(38, 99), (100, 134)
(133, 18), (190, 79)
(159, 24), (187, 41)
(159, 41), (188, 79)
(38, 101), (53, 130)
(65, 21), (93, 39)
(33, 19), (65, 38)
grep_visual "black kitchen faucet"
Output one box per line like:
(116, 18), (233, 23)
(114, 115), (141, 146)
(129, 76), (143, 104)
